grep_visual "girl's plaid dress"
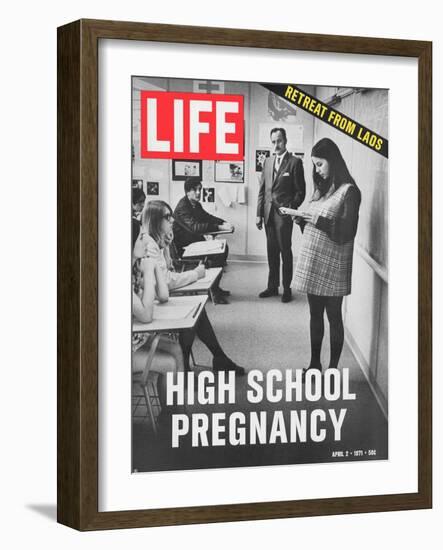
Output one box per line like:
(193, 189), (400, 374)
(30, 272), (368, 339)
(294, 183), (356, 297)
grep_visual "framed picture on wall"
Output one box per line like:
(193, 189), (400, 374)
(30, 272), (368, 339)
(202, 187), (215, 202)
(214, 160), (245, 182)
(58, 19), (432, 531)
(146, 181), (159, 195)
(256, 149), (270, 172)
(171, 159), (202, 180)
(131, 178), (143, 189)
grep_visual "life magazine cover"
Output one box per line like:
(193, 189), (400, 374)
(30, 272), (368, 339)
(131, 76), (388, 473)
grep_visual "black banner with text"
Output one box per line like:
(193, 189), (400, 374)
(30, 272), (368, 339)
(261, 83), (388, 158)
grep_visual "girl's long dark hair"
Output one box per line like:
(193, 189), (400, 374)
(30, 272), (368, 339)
(141, 200), (172, 247)
(311, 138), (357, 200)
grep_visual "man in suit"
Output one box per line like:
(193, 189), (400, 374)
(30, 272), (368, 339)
(173, 177), (233, 304)
(256, 128), (306, 303)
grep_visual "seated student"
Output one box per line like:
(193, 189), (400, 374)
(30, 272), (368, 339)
(132, 186), (146, 220)
(172, 177), (233, 304)
(132, 227), (184, 416)
(137, 199), (245, 375)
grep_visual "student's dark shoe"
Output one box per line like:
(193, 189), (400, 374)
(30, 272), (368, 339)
(258, 288), (278, 298)
(281, 289), (292, 303)
(213, 355), (246, 376)
(218, 288), (231, 296)
(212, 293), (229, 305)
(302, 364), (322, 383)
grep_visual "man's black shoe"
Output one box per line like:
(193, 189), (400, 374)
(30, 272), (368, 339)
(213, 355), (246, 376)
(302, 364), (322, 383)
(281, 289), (292, 303)
(258, 288), (278, 298)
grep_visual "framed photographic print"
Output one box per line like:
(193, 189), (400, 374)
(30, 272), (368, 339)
(58, 19), (432, 531)
(146, 181), (159, 195)
(132, 178), (143, 189)
(202, 187), (215, 203)
(172, 159), (203, 180)
(214, 160), (245, 183)
(256, 149), (270, 172)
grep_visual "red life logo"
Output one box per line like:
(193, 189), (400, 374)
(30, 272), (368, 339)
(140, 91), (244, 160)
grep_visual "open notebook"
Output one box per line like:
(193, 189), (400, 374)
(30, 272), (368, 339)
(184, 240), (224, 255)
(152, 302), (195, 320)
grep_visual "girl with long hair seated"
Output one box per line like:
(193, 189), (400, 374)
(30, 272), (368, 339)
(137, 199), (245, 376)
(282, 137), (361, 374)
(132, 225), (185, 415)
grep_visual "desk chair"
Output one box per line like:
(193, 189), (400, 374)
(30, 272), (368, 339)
(132, 374), (161, 429)
(132, 334), (161, 434)
(170, 241), (217, 306)
(169, 240), (200, 271)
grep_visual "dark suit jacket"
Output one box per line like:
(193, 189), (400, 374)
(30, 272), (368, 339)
(173, 196), (224, 253)
(256, 152), (306, 223)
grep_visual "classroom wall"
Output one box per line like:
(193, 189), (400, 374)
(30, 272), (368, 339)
(311, 86), (389, 409)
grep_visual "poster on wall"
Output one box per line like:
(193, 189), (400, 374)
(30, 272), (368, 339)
(132, 178), (143, 190)
(255, 149), (270, 172)
(202, 187), (215, 203)
(171, 159), (203, 180)
(214, 160), (245, 183)
(132, 76), (389, 474)
(146, 181), (159, 195)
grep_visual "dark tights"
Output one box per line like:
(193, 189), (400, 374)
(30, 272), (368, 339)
(179, 309), (225, 371)
(307, 294), (344, 370)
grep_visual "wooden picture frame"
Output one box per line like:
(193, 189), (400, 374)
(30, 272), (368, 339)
(57, 18), (432, 530)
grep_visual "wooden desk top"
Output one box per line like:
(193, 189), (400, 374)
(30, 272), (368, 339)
(204, 229), (234, 236)
(170, 267), (222, 294)
(132, 295), (208, 333)
(182, 239), (226, 258)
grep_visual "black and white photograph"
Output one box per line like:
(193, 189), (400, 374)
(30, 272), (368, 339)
(147, 181), (159, 195)
(214, 160), (245, 182)
(172, 159), (203, 180)
(256, 149), (271, 172)
(132, 178), (143, 189)
(131, 75), (389, 474)
(202, 187), (215, 203)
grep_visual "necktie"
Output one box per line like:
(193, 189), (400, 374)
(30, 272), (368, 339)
(273, 156), (281, 181)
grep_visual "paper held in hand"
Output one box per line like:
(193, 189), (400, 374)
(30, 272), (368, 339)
(279, 207), (302, 216)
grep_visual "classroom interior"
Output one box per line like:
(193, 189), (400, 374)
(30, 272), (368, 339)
(132, 76), (389, 472)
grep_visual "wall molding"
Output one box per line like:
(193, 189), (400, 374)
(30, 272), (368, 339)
(355, 243), (388, 283)
(345, 327), (388, 420)
(230, 254), (267, 263)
